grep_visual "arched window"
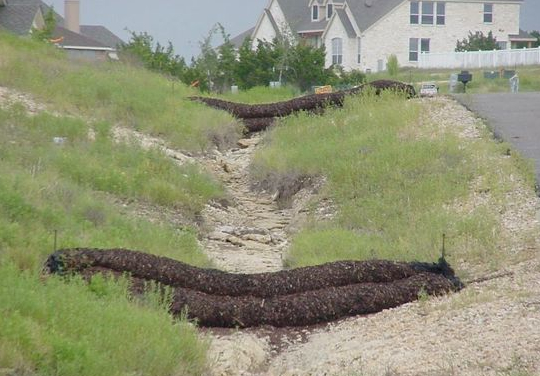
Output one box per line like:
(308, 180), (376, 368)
(332, 37), (343, 65)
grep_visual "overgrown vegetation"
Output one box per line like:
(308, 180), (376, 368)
(0, 105), (211, 374)
(252, 93), (534, 269)
(0, 31), (240, 151)
(0, 32), (221, 375)
(386, 54), (399, 76)
(0, 265), (208, 376)
(121, 27), (364, 93)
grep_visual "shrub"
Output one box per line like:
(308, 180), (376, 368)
(387, 54), (399, 76)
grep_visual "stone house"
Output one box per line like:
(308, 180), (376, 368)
(231, 0), (534, 72)
(0, 0), (123, 61)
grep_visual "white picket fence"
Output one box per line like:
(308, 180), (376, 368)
(418, 47), (540, 69)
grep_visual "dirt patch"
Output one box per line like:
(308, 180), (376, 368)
(0, 86), (50, 115)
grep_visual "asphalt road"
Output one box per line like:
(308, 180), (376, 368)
(455, 92), (540, 189)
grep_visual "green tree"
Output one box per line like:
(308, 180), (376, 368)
(456, 31), (500, 52)
(120, 31), (186, 78)
(235, 38), (260, 89)
(288, 43), (329, 91)
(32, 7), (56, 42)
(531, 30), (540, 48)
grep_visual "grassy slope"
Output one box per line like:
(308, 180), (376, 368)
(252, 93), (535, 269)
(0, 34), (229, 375)
(0, 32), (241, 151)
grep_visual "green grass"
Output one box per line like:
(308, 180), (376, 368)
(252, 93), (535, 268)
(0, 31), (241, 151)
(0, 34), (226, 372)
(0, 264), (207, 376)
(0, 105), (212, 375)
(0, 107), (223, 222)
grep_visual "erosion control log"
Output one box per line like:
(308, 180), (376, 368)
(169, 272), (455, 327)
(46, 248), (461, 298)
(189, 79), (416, 131)
(59, 265), (456, 328)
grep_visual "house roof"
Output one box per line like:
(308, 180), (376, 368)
(52, 25), (111, 49)
(230, 26), (255, 48)
(80, 25), (124, 48)
(508, 29), (537, 42)
(277, 0), (328, 33)
(335, 8), (356, 37)
(346, 0), (404, 32)
(275, 0), (404, 34)
(0, 1), (40, 35)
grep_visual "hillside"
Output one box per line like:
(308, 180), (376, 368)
(1, 32), (540, 376)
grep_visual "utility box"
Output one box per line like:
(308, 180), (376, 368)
(448, 73), (458, 93)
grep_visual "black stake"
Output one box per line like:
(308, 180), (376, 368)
(441, 233), (446, 261)
(54, 230), (57, 252)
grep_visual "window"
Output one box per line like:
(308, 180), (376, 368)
(484, 3), (493, 23)
(421, 38), (430, 53)
(410, 1), (419, 24)
(421, 2), (434, 25)
(411, 1), (445, 25)
(409, 38), (419, 61)
(357, 38), (362, 64)
(332, 37), (343, 65)
(436, 2), (445, 25)
(327, 3), (334, 19)
(409, 38), (430, 61)
(312, 5), (319, 21)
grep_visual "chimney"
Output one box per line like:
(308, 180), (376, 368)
(64, 0), (80, 34)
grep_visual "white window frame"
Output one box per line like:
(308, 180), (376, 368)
(332, 37), (343, 65)
(421, 38), (430, 54)
(410, 1), (420, 24)
(327, 3), (334, 19)
(410, 1), (445, 26)
(421, 2), (434, 25)
(312, 5), (319, 21)
(357, 37), (362, 64)
(436, 2), (445, 25)
(409, 38), (430, 62)
(483, 3), (493, 23)
(409, 38), (419, 61)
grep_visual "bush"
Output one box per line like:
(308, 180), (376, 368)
(0, 264), (208, 376)
(387, 54), (399, 76)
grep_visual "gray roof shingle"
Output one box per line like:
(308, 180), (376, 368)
(347, 0), (403, 32)
(52, 25), (110, 48)
(230, 26), (255, 49)
(0, 1), (40, 35)
(80, 25), (124, 48)
(335, 8), (356, 37)
(277, 0), (328, 33)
